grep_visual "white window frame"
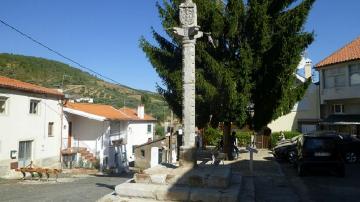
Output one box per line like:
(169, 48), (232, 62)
(0, 96), (8, 115)
(147, 124), (152, 133)
(333, 104), (344, 114)
(29, 99), (40, 115)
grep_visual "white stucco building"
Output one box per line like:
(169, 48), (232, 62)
(62, 102), (156, 172)
(268, 56), (320, 133)
(0, 76), (64, 177)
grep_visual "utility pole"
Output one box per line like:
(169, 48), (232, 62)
(172, 0), (203, 167)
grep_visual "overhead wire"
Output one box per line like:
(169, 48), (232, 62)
(0, 18), (125, 86)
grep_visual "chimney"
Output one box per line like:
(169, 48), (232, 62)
(304, 59), (312, 79)
(137, 105), (144, 119)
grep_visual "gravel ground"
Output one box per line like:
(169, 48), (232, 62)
(0, 173), (131, 202)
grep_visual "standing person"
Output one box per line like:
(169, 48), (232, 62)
(231, 131), (240, 159)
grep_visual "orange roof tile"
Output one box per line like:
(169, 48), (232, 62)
(316, 36), (360, 68)
(0, 76), (64, 97)
(65, 102), (156, 121)
(121, 107), (157, 121)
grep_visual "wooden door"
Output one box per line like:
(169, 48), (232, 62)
(68, 122), (72, 148)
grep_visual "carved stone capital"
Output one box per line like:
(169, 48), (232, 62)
(180, 0), (197, 27)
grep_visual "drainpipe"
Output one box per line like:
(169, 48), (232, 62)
(60, 99), (64, 164)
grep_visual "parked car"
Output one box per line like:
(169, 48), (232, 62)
(338, 133), (360, 163)
(273, 135), (299, 163)
(296, 132), (345, 177)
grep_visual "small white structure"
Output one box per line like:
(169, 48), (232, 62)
(0, 76), (64, 177)
(150, 147), (159, 168)
(268, 56), (320, 133)
(63, 102), (156, 172)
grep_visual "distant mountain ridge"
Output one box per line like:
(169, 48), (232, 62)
(0, 53), (168, 121)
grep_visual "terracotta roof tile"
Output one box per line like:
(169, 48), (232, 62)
(316, 36), (360, 68)
(65, 102), (156, 121)
(121, 107), (157, 121)
(0, 76), (64, 97)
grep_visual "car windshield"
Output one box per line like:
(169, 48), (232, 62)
(304, 138), (337, 151)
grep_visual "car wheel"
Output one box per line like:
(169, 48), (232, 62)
(345, 152), (357, 163)
(288, 151), (296, 164)
(297, 163), (305, 177)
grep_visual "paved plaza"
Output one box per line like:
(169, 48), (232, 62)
(2, 150), (360, 202)
(0, 173), (131, 202)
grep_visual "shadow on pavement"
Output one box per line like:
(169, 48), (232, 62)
(96, 183), (116, 190)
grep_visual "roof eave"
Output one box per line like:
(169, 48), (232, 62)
(315, 58), (360, 70)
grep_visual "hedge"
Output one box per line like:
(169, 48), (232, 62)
(236, 131), (252, 147)
(203, 127), (223, 146)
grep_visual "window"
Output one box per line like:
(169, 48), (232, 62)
(48, 122), (54, 137)
(332, 104), (344, 114)
(29, 100), (40, 114)
(324, 68), (346, 88)
(350, 64), (360, 86)
(147, 124), (152, 133)
(141, 149), (145, 157)
(0, 97), (8, 114)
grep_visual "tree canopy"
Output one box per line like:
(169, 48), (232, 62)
(141, 0), (314, 131)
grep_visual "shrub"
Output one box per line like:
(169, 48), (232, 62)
(203, 127), (222, 146)
(236, 131), (252, 147)
(270, 131), (301, 148)
(155, 124), (165, 137)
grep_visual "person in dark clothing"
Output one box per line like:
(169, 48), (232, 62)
(231, 131), (240, 159)
(216, 136), (224, 151)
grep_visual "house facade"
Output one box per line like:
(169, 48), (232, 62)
(0, 76), (64, 177)
(316, 36), (360, 135)
(62, 102), (156, 172)
(268, 57), (320, 133)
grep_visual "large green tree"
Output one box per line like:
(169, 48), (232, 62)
(141, 0), (314, 157)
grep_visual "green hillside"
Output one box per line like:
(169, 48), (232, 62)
(0, 53), (169, 121)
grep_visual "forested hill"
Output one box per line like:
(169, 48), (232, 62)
(0, 53), (169, 121)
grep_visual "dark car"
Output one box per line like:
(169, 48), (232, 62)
(296, 132), (345, 177)
(338, 133), (360, 163)
(273, 135), (299, 163)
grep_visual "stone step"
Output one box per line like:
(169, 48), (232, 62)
(134, 165), (232, 189)
(115, 178), (241, 202)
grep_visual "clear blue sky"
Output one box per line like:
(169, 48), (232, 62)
(0, 0), (359, 92)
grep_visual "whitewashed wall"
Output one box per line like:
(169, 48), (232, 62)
(126, 122), (154, 162)
(0, 89), (63, 177)
(268, 84), (320, 132)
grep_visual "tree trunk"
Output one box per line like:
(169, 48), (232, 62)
(223, 121), (233, 160)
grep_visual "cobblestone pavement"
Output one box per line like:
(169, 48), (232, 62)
(231, 148), (300, 202)
(232, 148), (360, 202)
(280, 160), (360, 202)
(0, 173), (131, 202)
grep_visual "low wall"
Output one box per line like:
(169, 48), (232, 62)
(0, 156), (60, 178)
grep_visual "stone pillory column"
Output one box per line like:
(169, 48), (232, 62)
(172, 0), (203, 167)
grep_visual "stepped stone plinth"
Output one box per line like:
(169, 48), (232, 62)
(108, 164), (241, 202)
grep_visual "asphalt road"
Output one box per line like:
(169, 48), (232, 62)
(279, 161), (360, 202)
(0, 174), (131, 202)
